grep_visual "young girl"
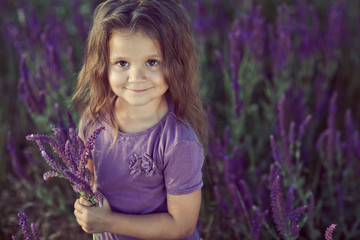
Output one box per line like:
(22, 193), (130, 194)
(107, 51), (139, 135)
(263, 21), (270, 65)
(72, 0), (208, 239)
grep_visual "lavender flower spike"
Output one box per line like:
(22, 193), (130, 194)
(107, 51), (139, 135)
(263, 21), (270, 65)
(63, 170), (93, 197)
(269, 174), (286, 238)
(18, 210), (32, 240)
(15, 210), (40, 240)
(270, 135), (282, 163)
(251, 207), (268, 240)
(325, 224), (337, 240)
(43, 170), (60, 181)
(78, 126), (105, 177)
(31, 223), (40, 240)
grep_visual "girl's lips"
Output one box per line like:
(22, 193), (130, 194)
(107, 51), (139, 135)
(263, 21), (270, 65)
(127, 87), (152, 93)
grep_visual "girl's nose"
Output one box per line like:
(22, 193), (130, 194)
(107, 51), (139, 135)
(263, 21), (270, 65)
(128, 66), (146, 83)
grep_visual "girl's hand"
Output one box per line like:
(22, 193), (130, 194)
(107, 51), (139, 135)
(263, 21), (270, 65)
(74, 195), (112, 234)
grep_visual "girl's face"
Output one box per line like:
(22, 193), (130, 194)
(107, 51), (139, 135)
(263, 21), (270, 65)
(108, 30), (168, 110)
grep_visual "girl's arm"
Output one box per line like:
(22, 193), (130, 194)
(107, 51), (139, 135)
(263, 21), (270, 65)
(74, 189), (202, 240)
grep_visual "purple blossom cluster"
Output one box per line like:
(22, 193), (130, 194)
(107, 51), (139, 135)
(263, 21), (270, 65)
(26, 125), (105, 206)
(269, 164), (307, 239)
(324, 224), (336, 240)
(12, 210), (40, 240)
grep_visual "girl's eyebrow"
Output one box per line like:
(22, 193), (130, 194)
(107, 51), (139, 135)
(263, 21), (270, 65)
(145, 54), (161, 59)
(110, 54), (161, 62)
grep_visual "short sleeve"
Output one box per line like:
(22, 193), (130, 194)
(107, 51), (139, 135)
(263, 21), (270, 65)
(163, 140), (204, 195)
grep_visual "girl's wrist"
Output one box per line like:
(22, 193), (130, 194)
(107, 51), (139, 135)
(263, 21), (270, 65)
(102, 210), (117, 233)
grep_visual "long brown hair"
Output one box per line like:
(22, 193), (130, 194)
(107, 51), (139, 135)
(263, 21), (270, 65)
(72, 0), (208, 147)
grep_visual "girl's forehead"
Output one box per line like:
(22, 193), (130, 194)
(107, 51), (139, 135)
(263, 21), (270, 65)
(108, 29), (162, 58)
(110, 29), (159, 44)
(110, 29), (160, 47)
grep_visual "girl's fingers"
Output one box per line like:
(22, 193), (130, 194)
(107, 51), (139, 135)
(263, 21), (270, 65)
(80, 197), (93, 207)
(74, 199), (78, 209)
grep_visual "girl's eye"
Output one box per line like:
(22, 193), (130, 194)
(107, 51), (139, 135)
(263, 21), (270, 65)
(116, 61), (129, 67)
(146, 59), (159, 67)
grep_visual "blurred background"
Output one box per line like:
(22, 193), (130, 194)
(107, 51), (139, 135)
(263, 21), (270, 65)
(1, 0), (359, 239)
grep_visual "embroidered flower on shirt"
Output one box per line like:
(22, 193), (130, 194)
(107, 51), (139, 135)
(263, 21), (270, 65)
(129, 153), (155, 178)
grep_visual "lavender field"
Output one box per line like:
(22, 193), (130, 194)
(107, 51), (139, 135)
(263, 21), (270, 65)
(1, 0), (360, 239)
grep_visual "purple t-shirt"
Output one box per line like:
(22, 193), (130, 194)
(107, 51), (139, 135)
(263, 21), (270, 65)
(80, 105), (204, 240)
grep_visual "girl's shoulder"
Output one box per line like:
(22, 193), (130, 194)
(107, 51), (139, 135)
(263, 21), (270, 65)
(78, 110), (106, 140)
(160, 110), (202, 151)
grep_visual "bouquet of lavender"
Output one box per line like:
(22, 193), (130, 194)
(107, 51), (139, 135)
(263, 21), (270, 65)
(26, 125), (105, 206)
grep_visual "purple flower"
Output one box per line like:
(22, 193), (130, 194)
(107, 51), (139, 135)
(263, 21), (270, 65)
(256, 175), (269, 211)
(270, 135), (282, 163)
(43, 171), (60, 181)
(237, 179), (252, 216)
(269, 165), (306, 238)
(269, 173), (287, 238)
(39, 145), (63, 173)
(251, 206), (268, 240)
(31, 223), (40, 240)
(14, 210), (40, 240)
(298, 115), (312, 140)
(325, 224), (337, 240)
(63, 170), (93, 197)
(95, 192), (104, 208)
(286, 184), (295, 214)
(64, 139), (78, 171)
(27, 125), (105, 206)
(79, 126), (106, 178)
(17, 210), (32, 240)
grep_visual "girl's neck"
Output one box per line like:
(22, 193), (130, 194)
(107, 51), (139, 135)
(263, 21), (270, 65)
(114, 96), (168, 133)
